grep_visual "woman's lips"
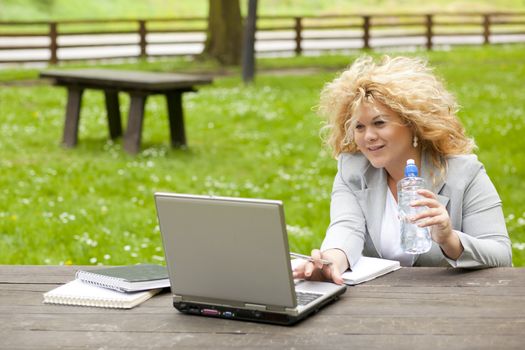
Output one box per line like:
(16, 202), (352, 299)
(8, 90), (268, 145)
(367, 145), (385, 151)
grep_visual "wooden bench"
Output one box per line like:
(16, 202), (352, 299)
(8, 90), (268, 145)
(40, 69), (212, 154)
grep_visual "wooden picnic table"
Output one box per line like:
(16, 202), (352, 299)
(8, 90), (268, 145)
(1, 265), (524, 349)
(39, 69), (212, 154)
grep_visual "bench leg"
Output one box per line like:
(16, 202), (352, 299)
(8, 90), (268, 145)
(124, 93), (147, 154)
(104, 90), (122, 139)
(166, 91), (187, 147)
(62, 87), (84, 147)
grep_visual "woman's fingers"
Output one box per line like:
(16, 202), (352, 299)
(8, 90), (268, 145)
(412, 189), (453, 244)
(410, 207), (442, 221)
(304, 262), (317, 278)
(292, 260), (306, 279)
(412, 189), (442, 208)
(292, 249), (348, 284)
(310, 249), (324, 270)
(418, 217), (442, 227)
(325, 264), (344, 285)
(408, 189), (446, 224)
(410, 197), (440, 208)
(417, 189), (436, 198)
(293, 261), (323, 280)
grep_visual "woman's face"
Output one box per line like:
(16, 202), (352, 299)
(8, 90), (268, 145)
(353, 101), (416, 172)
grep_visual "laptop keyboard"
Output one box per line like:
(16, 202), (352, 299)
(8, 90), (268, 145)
(295, 291), (323, 306)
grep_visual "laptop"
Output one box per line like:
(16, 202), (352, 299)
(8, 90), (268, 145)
(154, 192), (346, 326)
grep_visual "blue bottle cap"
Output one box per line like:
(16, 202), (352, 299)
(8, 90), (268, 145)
(404, 159), (419, 177)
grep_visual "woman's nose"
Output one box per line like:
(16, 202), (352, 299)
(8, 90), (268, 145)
(365, 129), (378, 141)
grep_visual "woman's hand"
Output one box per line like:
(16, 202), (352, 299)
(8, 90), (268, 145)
(410, 189), (463, 259)
(292, 248), (349, 285)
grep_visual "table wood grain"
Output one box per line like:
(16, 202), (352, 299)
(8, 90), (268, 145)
(1, 266), (523, 349)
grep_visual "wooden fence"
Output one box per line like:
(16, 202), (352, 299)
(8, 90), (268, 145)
(0, 12), (524, 65)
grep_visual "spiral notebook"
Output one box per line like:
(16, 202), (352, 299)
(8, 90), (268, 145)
(75, 264), (170, 292)
(43, 279), (160, 309)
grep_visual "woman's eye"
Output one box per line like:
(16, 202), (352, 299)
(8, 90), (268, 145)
(355, 124), (364, 130)
(374, 120), (385, 126)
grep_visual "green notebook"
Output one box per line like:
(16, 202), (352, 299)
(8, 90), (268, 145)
(75, 264), (170, 292)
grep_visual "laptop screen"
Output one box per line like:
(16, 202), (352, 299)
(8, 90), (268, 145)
(155, 193), (297, 308)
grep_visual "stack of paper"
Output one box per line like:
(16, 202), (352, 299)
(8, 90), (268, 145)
(43, 279), (160, 309)
(43, 264), (170, 309)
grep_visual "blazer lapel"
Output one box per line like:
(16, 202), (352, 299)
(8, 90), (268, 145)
(420, 152), (449, 207)
(355, 164), (387, 257)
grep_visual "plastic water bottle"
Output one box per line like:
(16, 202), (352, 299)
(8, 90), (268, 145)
(397, 159), (432, 254)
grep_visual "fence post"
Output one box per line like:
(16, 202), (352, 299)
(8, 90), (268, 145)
(425, 14), (433, 50)
(483, 14), (491, 44)
(294, 17), (303, 56)
(363, 15), (370, 49)
(49, 22), (58, 65)
(138, 20), (147, 59)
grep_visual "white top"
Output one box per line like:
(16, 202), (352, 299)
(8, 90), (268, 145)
(380, 189), (414, 267)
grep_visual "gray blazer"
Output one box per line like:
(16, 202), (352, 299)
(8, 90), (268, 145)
(320, 152), (512, 268)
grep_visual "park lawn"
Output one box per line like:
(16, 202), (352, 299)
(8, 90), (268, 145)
(2, 0), (524, 20)
(0, 44), (524, 266)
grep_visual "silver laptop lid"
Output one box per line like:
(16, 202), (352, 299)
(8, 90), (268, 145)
(155, 193), (297, 308)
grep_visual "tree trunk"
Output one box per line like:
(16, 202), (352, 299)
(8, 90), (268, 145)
(203, 0), (243, 66)
(242, 0), (258, 83)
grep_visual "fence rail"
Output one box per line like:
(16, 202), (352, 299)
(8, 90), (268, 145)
(1, 12), (524, 65)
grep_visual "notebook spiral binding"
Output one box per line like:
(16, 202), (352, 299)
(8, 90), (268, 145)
(75, 271), (128, 292)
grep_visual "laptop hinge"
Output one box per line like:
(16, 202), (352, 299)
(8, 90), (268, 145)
(244, 303), (267, 311)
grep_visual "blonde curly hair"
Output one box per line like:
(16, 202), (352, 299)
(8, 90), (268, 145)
(319, 55), (475, 168)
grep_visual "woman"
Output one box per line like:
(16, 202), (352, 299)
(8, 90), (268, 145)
(293, 55), (512, 285)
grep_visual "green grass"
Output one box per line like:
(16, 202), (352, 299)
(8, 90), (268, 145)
(0, 54), (355, 83)
(1, 0), (524, 20)
(0, 58), (226, 83)
(1, 44), (524, 266)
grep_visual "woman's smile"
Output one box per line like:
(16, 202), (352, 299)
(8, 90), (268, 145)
(367, 144), (385, 152)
